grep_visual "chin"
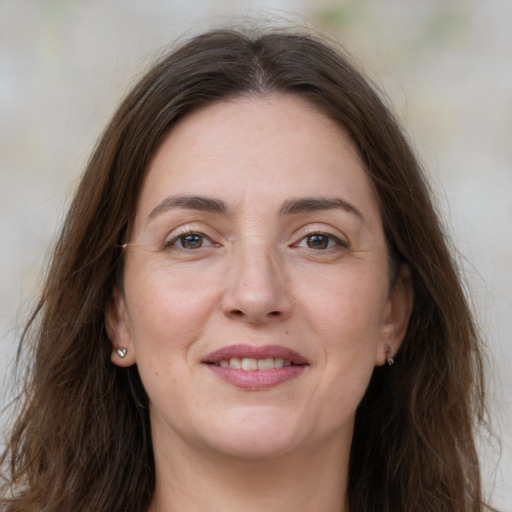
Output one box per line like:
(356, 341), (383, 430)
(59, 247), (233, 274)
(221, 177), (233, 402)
(198, 406), (307, 460)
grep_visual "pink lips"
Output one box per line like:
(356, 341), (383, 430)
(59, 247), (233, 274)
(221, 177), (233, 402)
(203, 344), (309, 391)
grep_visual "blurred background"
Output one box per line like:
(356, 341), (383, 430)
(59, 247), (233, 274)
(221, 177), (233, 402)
(1, 0), (510, 507)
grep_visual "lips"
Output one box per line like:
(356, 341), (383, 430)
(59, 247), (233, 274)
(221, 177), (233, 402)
(203, 344), (309, 391)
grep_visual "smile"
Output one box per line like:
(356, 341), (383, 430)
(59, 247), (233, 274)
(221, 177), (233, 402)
(215, 357), (293, 370)
(203, 345), (308, 390)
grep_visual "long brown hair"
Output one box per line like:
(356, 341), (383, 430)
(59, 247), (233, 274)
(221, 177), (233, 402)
(1, 28), (491, 511)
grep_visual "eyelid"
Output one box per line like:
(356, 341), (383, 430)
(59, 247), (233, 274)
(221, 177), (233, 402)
(162, 224), (221, 250)
(293, 231), (348, 250)
(291, 224), (350, 248)
(167, 232), (212, 249)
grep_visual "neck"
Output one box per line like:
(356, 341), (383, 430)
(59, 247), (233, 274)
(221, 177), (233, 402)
(147, 430), (351, 512)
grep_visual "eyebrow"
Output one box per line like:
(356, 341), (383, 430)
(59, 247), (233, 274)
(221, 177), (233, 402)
(146, 194), (363, 222)
(147, 194), (228, 221)
(279, 197), (363, 219)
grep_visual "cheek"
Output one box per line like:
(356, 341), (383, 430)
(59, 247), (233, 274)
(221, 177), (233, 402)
(298, 264), (388, 346)
(302, 283), (385, 431)
(123, 265), (224, 416)
(295, 264), (388, 405)
(123, 263), (222, 362)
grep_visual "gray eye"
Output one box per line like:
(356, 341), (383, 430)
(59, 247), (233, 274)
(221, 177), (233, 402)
(179, 234), (205, 249)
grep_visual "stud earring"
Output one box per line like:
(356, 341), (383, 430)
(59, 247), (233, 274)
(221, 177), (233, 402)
(385, 344), (394, 366)
(116, 347), (127, 359)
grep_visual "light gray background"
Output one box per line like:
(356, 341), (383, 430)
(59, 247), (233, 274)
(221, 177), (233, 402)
(1, 0), (510, 508)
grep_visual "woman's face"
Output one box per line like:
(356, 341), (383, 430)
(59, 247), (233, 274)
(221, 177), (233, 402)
(106, 94), (411, 461)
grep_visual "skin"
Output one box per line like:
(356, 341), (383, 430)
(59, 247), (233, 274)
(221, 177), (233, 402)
(106, 94), (412, 512)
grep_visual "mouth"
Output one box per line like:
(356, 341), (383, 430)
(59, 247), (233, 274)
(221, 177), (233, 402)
(202, 344), (309, 390)
(212, 357), (295, 370)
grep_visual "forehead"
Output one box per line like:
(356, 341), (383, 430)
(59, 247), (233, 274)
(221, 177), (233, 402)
(134, 94), (381, 228)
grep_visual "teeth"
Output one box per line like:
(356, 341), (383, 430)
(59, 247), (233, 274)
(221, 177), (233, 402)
(241, 358), (258, 370)
(230, 357), (242, 369)
(257, 358), (274, 370)
(216, 357), (294, 370)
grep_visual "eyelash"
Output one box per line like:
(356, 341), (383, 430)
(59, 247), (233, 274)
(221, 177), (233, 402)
(164, 231), (217, 250)
(293, 231), (348, 250)
(163, 230), (348, 252)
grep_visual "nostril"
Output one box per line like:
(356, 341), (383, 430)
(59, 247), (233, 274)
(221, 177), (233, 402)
(229, 309), (281, 318)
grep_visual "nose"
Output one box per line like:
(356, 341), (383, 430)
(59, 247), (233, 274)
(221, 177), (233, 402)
(222, 243), (293, 324)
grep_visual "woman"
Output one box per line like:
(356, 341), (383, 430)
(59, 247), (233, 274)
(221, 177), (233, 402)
(0, 28), (492, 511)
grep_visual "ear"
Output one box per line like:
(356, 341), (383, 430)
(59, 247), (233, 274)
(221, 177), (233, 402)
(375, 265), (413, 366)
(105, 287), (136, 367)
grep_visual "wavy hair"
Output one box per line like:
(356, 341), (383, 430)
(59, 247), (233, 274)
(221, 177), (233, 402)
(1, 28), (491, 511)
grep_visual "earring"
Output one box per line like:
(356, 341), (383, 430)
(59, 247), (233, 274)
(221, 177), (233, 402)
(116, 347), (127, 358)
(385, 344), (394, 366)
